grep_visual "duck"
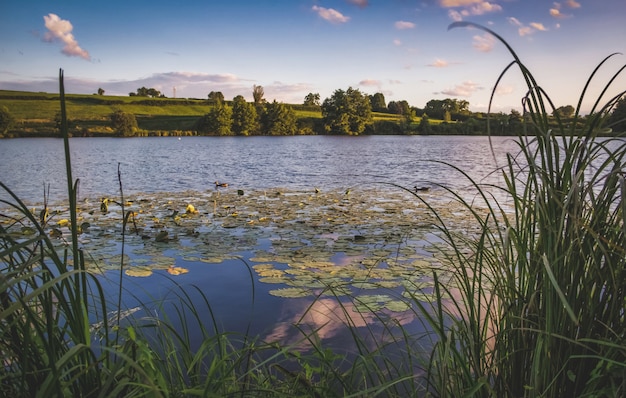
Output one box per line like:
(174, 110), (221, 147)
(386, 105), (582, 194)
(215, 181), (228, 187)
(414, 185), (430, 192)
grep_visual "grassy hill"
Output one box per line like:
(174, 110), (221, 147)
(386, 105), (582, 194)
(1, 89), (421, 137)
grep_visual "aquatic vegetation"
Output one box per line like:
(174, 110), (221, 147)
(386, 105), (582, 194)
(2, 21), (625, 396)
(409, 22), (626, 397)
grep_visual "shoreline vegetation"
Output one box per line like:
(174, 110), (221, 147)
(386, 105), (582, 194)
(3, 72), (625, 139)
(2, 22), (625, 396)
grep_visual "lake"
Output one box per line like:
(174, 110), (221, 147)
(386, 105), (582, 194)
(0, 135), (519, 203)
(0, 135), (520, 354)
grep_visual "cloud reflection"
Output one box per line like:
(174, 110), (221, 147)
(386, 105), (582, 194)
(263, 295), (417, 352)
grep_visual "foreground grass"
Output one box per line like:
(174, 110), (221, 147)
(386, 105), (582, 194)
(410, 22), (626, 397)
(1, 23), (625, 397)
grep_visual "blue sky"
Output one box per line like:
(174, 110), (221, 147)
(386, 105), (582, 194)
(1, 0), (624, 113)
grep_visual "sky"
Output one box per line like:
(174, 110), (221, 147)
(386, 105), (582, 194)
(1, 0), (625, 113)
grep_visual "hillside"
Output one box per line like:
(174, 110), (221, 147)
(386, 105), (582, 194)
(0, 90), (460, 137)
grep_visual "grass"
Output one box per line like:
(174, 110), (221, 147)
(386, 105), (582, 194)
(404, 21), (626, 397)
(1, 23), (625, 397)
(0, 90), (434, 136)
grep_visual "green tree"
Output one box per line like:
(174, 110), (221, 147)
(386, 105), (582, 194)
(195, 101), (233, 135)
(252, 85), (265, 104)
(110, 110), (138, 136)
(0, 106), (15, 137)
(553, 105), (575, 119)
(232, 95), (259, 136)
(418, 113), (432, 134)
(208, 91), (225, 104)
(321, 87), (372, 135)
(424, 99), (445, 119)
(97, 88), (105, 95)
(262, 100), (298, 135)
(147, 88), (162, 98)
(607, 96), (626, 132)
(369, 93), (387, 112)
(303, 92), (321, 107)
(132, 87), (162, 97)
(388, 100), (410, 115)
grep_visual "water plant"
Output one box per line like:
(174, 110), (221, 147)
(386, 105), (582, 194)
(2, 21), (625, 396)
(406, 22), (626, 397)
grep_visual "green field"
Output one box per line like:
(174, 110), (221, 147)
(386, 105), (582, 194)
(0, 89), (429, 137)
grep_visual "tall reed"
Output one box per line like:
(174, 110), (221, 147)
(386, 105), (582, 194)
(0, 70), (167, 396)
(408, 22), (626, 397)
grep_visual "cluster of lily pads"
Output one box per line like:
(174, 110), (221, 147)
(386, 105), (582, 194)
(4, 186), (490, 313)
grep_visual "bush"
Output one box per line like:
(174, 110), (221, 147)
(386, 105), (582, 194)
(110, 110), (138, 136)
(0, 106), (15, 137)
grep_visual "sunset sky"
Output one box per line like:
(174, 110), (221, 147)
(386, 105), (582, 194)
(1, 0), (624, 113)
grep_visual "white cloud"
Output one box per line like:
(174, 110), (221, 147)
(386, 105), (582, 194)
(428, 58), (449, 67)
(358, 79), (381, 87)
(394, 20), (415, 30)
(530, 22), (547, 31)
(473, 33), (495, 52)
(439, 0), (482, 7)
(42, 13), (90, 60)
(441, 0), (502, 20)
(467, 2), (502, 15)
(449, 10), (464, 21)
(441, 80), (481, 97)
(312, 6), (350, 24)
(550, 1), (578, 18)
(393, 39), (402, 46)
(508, 17), (547, 36)
(550, 7), (565, 18)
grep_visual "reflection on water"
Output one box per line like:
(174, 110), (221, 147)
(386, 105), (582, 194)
(0, 135), (518, 357)
(0, 135), (520, 204)
(264, 296), (418, 352)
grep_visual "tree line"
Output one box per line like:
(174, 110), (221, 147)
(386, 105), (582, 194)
(2, 87), (626, 138)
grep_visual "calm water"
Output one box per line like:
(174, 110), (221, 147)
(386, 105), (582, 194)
(0, 135), (521, 356)
(0, 135), (519, 204)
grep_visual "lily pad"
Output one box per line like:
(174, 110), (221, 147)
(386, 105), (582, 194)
(268, 287), (312, 298)
(125, 267), (153, 277)
(167, 266), (189, 275)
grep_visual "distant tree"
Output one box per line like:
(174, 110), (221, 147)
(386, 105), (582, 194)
(0, 106), (15, 137)
(388, 100), (410, 115)
(97, 88), (105, 95)
(303, 92), (321, 107)
(553, 105), (575, 119)
(321, 87), (372, 135)
(135, 87), (149, 97)
(424, 98), (469, 120)
(424, 99), (444, 119)
(195, 101), (232, 135)
(262, 100), (298, 135)
(418, 113), (432, 135)
(132, 87), (162, 97)
(607, 96), (626, 132)
(110, 110), (138, 136)
(231, 95), (259, 136)
(252, 85), (265, 104)
(147, 88), (162, 98)
(208, 91), (225, 104)
(369, 92), (387, 112)
(509, 109), (523, 122)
